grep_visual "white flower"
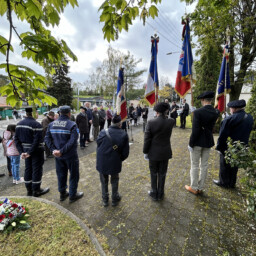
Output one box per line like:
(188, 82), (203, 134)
(0, 224), (5, 231)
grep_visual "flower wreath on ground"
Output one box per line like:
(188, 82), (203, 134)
(0, 198), (30, 232)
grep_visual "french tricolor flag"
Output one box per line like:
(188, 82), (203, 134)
(116, 67), (127, 121)
(145, 38), (159, 106)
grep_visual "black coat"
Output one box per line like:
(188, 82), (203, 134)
(143, 115), (175, 161)
(92, 111), (100, 126)
(96, 126), (129, 175)
(216, 110), (253, 154)
(181, 103), (189, 116)
(142, 107), (149, 119)
(170, 104), (178, 118)
(76, 112), (89, 133)
(189, 105), (220, 148)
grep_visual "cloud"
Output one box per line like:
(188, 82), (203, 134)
(0, 0), (196, 89)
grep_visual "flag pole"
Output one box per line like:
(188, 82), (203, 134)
(224, 27), (230, 114)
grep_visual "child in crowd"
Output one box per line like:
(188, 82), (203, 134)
(3, 125), (24, 184)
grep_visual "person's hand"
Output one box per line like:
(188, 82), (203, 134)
(144, 154), (149, 160)
(53, 150), (62, 157)
(188, 145), (193, 152)
(89, 120), (92, 124)
(21, 153), (30, 159)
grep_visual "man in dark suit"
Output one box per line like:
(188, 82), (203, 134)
(185, 91), (219, 195)
(180, 99), (189, 129)
(214, 99), (253, 188)
(170, 101), (179, 127)
(96, 114), (129, 207)
(143, 102), (175, 201)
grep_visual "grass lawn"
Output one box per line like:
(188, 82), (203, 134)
(175, 114), (192, 129)
(0, 198), (99, 256)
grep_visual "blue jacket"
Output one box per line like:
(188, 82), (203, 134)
(86, 108), (93, 122)
(216, 110), (253, 154)
(45, 115), (78, 159)
(96, 126), (129, 175)
(14, 117), (44, 155)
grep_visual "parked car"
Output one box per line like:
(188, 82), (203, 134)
(17, 109), (26, 119)
(43, 108), (59, 116)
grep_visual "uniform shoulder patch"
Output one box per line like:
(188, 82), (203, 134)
(53, 121), (67, 127)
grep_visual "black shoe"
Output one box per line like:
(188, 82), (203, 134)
(60, 191), (69, 201)
(27, 190), (33, 196)
(158, 194), (164, 201)
(80, 146), (85, 150)
(213, 179), (228, 188)
(0, 173), (5, 177)
(103, 200), (109, 207)
(148, 191), (158, 201)
(112, 194), (121, 207)
(33, 187), (50, 197)
(69, 192), (84, 203)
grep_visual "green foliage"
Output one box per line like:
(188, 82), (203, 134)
(225, 138), (256, 220)
(47, 60), (73, 107)
(99, 0), (162, 42)
(126, 88), (145, 100)
(186, 0), (256, 101)
(0, 0), (78, 107)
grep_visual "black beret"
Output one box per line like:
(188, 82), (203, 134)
(80, 106), (86, 110)
(154, 102), (170, 113)
(112, 114), (121, 124)
(25, 107), (33, 113)
(59, 105), (71, 114)
(197, 91), (215, 100)
(227, 99), (246, 108)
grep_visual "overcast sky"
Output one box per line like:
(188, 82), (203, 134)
(1, 0), (196, 89)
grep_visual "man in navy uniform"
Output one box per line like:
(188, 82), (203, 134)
(15, 107), (49, 197)
(214, 99), (253, 188)
(45, 106), (83, 203)
(96, 114), (129, 207)
(185, 91), (219, 195)
(143, 102), (175, 201)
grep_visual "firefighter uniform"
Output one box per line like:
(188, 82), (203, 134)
(14, 107), (49, 196)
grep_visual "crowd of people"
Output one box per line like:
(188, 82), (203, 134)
(0, 93), (253, 207)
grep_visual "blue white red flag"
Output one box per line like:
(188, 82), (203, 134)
(116, 67), (127, 121)
(175, 20), (193, 98)
(215, 44), (231, 112)
(145, 38), (159, 105)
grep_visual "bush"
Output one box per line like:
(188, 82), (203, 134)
(225, 138), (256, 219)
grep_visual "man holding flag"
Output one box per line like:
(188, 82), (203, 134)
(145, 35), (159, 106)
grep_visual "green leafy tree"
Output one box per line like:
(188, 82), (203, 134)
(193, 41), (222, 108)
(47, 61), (73, 107)
(0, 0), (78, 107)
(182, 0), (256, 101)
(99, 0), (161, 42)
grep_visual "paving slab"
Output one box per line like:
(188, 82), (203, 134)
(1, 127), (256, 256)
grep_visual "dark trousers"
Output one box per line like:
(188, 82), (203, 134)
(44, 144), (51, 157)
(107, 119), (111, 128)
(99, 173), (119, 202)
(86, 123), (92, 141)
(24, 150), (44, 192)
(180, 114), (187, 128)
(100, 121), (105, 131)
(7, 156), (12, 174)
(79, 133), (86, 147)
(149, 159), (169, 199)
(55, 154), (79, 198)
(219, 153), (238, 187)
(170, 114), (177, 127)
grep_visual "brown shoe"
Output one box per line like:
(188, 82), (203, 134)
(198, 190), (203, 194)
(185, 185), (198, 195)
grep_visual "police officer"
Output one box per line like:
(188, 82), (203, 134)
(14, 107), (49, 197)
(96, 114), (129, 207)
(185, 91), (219, 195)
(45, 106), (83, 202)
(214, 99), (253, 188)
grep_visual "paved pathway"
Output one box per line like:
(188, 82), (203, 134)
(1, 126), (255, 255)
